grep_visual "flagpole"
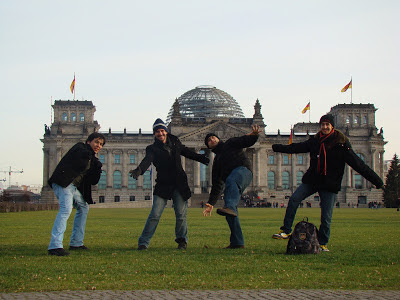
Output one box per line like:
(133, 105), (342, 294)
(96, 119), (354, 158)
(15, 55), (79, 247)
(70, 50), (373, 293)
(73, 72), (76, 101)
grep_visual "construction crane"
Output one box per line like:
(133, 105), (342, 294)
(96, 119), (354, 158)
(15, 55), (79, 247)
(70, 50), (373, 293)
(0, 166), (23, 188)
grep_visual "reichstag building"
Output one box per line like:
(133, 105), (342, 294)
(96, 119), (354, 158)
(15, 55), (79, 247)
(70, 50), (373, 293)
(41, 85), (385, 207)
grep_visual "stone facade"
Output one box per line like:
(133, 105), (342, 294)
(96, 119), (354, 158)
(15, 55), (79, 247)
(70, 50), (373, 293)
(41, 98), (385, 208)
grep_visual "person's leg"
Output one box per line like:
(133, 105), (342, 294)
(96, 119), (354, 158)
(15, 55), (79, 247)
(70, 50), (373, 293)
(280, 183), (316, 233)
(172, 190), (188, 247)
(318, 190), (336, 246)
(223, 167), (253, 246)
(69, 186), (89, 247)
(48, 183), (74, 250)
(138, 195), (167, 247)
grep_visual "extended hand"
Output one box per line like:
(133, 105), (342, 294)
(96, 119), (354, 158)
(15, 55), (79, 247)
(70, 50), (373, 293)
(129, 169), (141, 179)
(202, 203), (214, 216)
(248, 124), (261, 136)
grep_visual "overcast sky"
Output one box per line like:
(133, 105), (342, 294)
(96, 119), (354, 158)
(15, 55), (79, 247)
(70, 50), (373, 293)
(0, 0), (399, 187)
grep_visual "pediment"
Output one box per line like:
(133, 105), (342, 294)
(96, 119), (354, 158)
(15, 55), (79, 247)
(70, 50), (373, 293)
(179, 121), (249, 142)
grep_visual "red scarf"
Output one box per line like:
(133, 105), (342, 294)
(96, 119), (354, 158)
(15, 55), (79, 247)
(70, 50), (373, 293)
(317, 130), (335, 175)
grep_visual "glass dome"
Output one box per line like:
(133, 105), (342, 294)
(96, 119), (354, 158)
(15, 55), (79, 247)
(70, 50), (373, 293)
(167, 85), (245, 122)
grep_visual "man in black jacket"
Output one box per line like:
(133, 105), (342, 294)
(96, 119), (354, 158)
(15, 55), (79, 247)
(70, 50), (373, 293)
(130, 119), (209, 250)
(48, 132), (105, 256)
(202, 125), (261, 248)
(271, 114), (383, 251)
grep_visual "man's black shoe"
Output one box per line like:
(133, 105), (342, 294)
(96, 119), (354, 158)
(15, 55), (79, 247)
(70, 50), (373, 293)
(69, 245), (89, 250)
(225, 244), (245, 249)
(177, 241), (187, 250)
(216, 207), (238, 217)
(137, 245), (148, 251)
(48, 248), (70, 256)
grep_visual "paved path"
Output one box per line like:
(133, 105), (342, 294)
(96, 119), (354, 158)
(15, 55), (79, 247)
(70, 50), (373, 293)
(1, 289), (400, 299)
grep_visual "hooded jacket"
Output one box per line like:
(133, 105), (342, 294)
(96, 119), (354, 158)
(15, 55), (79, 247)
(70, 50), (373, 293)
(134, 133), (209, 201)
(48, 142), (102, 204)
(272, 130), (383, 193)
(208, 134), (258, 205)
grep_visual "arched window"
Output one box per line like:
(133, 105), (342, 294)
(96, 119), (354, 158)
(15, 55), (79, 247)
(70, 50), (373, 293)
(98, 171), (106, 189)
(71, 113), (77, 122)
(79, 113), (85, 122)
(346, 116), (351, 124)
(62, 112), (68, 121)
(267, 171), (275, 189)
(128, 175), (136, 189)
(113, 171), (122, 189)
(143, 170), (151, 189)
(282, 171), (290, 189)
(354, 116), (359, 124)
(296, 171), (304, 187)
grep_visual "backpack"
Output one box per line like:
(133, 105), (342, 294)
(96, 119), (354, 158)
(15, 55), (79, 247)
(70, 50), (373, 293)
(286, 218), (320, 255)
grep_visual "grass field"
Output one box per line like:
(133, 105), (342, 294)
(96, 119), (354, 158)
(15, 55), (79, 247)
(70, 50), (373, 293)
(0, 207), (399, 292)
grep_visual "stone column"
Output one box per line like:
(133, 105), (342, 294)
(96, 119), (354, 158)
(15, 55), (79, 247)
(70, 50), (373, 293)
(254, 148), (261, 187)
(107, 150), (112, 187)
(276, 153), (282, 188)
(42, 148), (49, 186)
(121, 150), (128, 188)
(345, 165), (351, 187)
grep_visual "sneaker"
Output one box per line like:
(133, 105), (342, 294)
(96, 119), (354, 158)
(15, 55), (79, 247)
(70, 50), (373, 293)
(216, 207), (238, 217)
(320, 245), (329, 252)
(225, 244), (245, 249)
(69, 245), (88, 250)
(137, 245), (148, 251)
(48, 248), (70, 256)
(177, 241), (187, 250)
(272, 230), (291, 240)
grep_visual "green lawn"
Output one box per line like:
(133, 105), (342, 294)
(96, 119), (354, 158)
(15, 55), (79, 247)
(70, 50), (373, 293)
(0, 207), (399, 292)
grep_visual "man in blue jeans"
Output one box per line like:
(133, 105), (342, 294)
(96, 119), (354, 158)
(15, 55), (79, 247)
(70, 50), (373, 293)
(203, 125), (261, 248)
(47, 132), (105, 256)
(271, 114), (383, 251)
(130, 119), (209, 250)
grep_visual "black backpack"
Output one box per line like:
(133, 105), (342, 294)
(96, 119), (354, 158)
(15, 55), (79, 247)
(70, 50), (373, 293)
(286, 218), (320, 255)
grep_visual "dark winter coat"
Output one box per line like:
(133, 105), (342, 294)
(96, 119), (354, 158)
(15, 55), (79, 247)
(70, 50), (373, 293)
(48, 142), (102, 204)
(208, 135), (258, 205)
(134, 134), (209, 201)
(272, 130), (383, 193)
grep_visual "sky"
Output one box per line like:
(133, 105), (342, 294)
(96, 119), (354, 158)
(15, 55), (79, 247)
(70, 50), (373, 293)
(0, 0), (399, 187)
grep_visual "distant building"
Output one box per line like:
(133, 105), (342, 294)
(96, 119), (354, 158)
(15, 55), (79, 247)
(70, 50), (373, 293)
(41, 86), (385, 207)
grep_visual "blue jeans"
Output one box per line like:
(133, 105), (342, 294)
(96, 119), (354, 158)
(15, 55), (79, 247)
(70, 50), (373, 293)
(138, 189), (187, 247)
(280, 183), (336, 245)
(223, 166), (253, 246)
(48, 183), (89, 250)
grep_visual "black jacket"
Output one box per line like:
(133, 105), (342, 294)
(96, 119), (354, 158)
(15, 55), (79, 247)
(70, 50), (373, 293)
(272, 130), (383, 193)
(208, 135), (258, 205)
(48, 142), (102, 204)
(134, 134), (209, 201)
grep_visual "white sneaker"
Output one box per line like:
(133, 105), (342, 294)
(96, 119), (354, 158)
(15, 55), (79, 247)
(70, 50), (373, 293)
(272, 230), (291, 240)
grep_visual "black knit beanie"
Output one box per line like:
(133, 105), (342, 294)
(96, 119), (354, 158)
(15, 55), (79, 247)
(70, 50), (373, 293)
(153, 118), (168, 133)
(204, 133), (220, 148)
(319, 114), (335, 127)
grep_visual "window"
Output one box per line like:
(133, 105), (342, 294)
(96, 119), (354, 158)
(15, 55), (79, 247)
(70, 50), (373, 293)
(98, 171), (106, 189)
(129, 154), (135, 164)
(99, 196), (105, 203)
(314, 196), (320, 202)
(282, 171), (290, 189)
(358, 196), (367, 204)
(297, 155), (303, 165)
(145, 195), (151, 200)
(354, 116), (359, 124)
(114, 154), (120, 164)
(143, 170), (151, 189)
(362, 116), (367, 124)
(296, 171), (303, 187)
(269, 155), (275, 165)
(79, 113), (85, 122)
(113, 171), (122, 189)
(71, 113), (77, 122)
(346, 116), (351, 124)
(130, 196), (135, 201)
(62, 112), (68, 121)
(267, 171), (275, 189)
(128, 176), (136, 189)
(114, 196), (120, 202)
(99, 154), (105, 164)
(355, 174), (363, 189)
(283, 155), (290, 165)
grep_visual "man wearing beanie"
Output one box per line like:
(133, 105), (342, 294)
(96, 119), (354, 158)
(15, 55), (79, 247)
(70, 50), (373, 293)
(129, 118), (209, 250)
(202, 124), (261, 249)
(271, 114), (383, 252)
